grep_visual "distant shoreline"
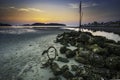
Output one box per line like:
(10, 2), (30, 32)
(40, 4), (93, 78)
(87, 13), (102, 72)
(0, 26), (120, 35)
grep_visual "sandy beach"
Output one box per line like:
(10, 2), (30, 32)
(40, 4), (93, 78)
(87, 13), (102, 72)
(0, 28), (78, 80)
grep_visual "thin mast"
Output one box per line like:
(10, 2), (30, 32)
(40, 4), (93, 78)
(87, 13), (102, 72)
(79, 1), (82, 31)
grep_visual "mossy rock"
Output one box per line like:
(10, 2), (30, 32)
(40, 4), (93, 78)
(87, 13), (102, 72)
(75, 56), (89, 64)
(89, 36), (107, 47)
(57, 57), (69, 63)
(89, 54), (105, 68)
(105, 56), (120, 70)
(66, 49), (76, 58)
(61, 65), (69, 72)
(59, 46), (68, 54)
(88, 44), (108, 56)
(77, 50), (91, 59)
(51, 62), (62, 76)
(71, 65), (79, 71)
(77, 33), (90, 44)
(75, 67), (87, 77)
(105, 43), (120, 56)
(83, 73), (102, 80)
(62, 70), (74, 79)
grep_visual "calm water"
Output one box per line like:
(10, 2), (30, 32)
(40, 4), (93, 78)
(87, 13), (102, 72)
(0, 26), (120, 42)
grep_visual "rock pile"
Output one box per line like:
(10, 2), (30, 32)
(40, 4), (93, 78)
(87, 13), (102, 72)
(43, 31), (120, 80)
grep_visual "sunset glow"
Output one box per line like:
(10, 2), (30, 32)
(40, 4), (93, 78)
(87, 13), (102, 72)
(0, 0), (119, 26)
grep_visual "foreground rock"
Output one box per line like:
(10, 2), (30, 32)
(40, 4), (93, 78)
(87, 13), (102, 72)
(41, 31), (120, 80)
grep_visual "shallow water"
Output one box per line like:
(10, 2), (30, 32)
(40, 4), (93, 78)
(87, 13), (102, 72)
(63, 27), (120, 42)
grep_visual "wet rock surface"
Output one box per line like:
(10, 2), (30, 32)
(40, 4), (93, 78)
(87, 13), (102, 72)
(42, 31), (120, 80)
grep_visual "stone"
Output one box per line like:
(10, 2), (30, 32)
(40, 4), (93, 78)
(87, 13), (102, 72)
(75, 67), (86, 77)
(62, 70), (74, 79)
(66, 49), (76, 58)
(89, 54), (105, 68)
(105, 56), (120, 70)
(75, 56), (89, 64)
(83, 73), (102, 80)
(71, 65), (79, 71)
(59, 46), (68, 54)
(61, 65), (69, 72)
(89, 44), (108, 56)
(50, 62), (62, 76)
(57, 57), (69, 63)
(77, 33), (90, 44)
(77, 50), (91, 59)
(105, 43), (120, 56)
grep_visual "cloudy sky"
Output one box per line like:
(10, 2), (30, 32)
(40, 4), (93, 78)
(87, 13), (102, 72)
(0, 0), (120, 26)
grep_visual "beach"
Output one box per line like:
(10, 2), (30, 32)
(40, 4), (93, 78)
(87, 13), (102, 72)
(0, 27), (120, 80)
(0, 28), (78, 80)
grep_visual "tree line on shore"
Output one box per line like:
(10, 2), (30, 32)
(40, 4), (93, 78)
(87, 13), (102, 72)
(83, 20), (120, 27)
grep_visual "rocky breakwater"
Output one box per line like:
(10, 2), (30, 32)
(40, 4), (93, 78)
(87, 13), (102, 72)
(42, 31), (120, 80)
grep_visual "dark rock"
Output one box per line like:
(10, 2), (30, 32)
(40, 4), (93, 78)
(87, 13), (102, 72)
(61, 65), (69, 72)
(89, 44), (108, 56)
(89, 36), (107, 47)
(105, 56), (120, 70)
(75, 67), (86, 77)
(71, 65), (79, 71)
(89, 54), (105, 68)
(83, 73), (102, 80)
(105, 43), (120, 56)
(59, 46), (68, 54)
(51, 62), (62, 76)
(77, 50), (91, 59)
(118, 41), (120, 45)
(77, 33), (90, 44)
(66, 49), (76, 58)
(57, 57), (69, 63)
(62, 70), (74, 79)
(75, 56), (89, 64)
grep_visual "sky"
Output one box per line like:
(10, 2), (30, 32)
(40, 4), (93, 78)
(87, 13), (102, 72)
(0, 0), (120, 26)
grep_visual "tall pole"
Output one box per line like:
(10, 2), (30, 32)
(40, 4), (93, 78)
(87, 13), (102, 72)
(79, 1), (82, 31)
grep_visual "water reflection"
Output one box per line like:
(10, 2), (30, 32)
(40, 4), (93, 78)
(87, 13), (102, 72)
(63, 28), (120, 42)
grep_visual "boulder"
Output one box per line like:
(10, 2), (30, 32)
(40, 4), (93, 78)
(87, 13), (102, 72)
(77, 50), (91, 59)
(61, 65), (69, 72)
(83, 73), (102, 80)
(59, 46), (68, 54)
(66, 49), (76, 58)
(88, 44), (108, 56)
(105, 43), (120, 56)
(57, 57), (69, 63)
(71, 65), (79, 71)
(105, 56), (120, 70)
(89, 36), (107, 47)
(89, 54), (105, 68)
(77, 33), (90, 44)
(62, 70), (74, 79)
(75, 67), (87, 77)
(75, 56), (89, 64)
(50, 62), (62, 76)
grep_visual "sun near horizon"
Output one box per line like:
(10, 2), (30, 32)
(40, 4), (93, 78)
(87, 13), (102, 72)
(0, 0), (120, 26)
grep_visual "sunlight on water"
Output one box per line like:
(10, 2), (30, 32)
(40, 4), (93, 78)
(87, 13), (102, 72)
(63, 27), (120, 42)
(0, 28), (36, 34)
